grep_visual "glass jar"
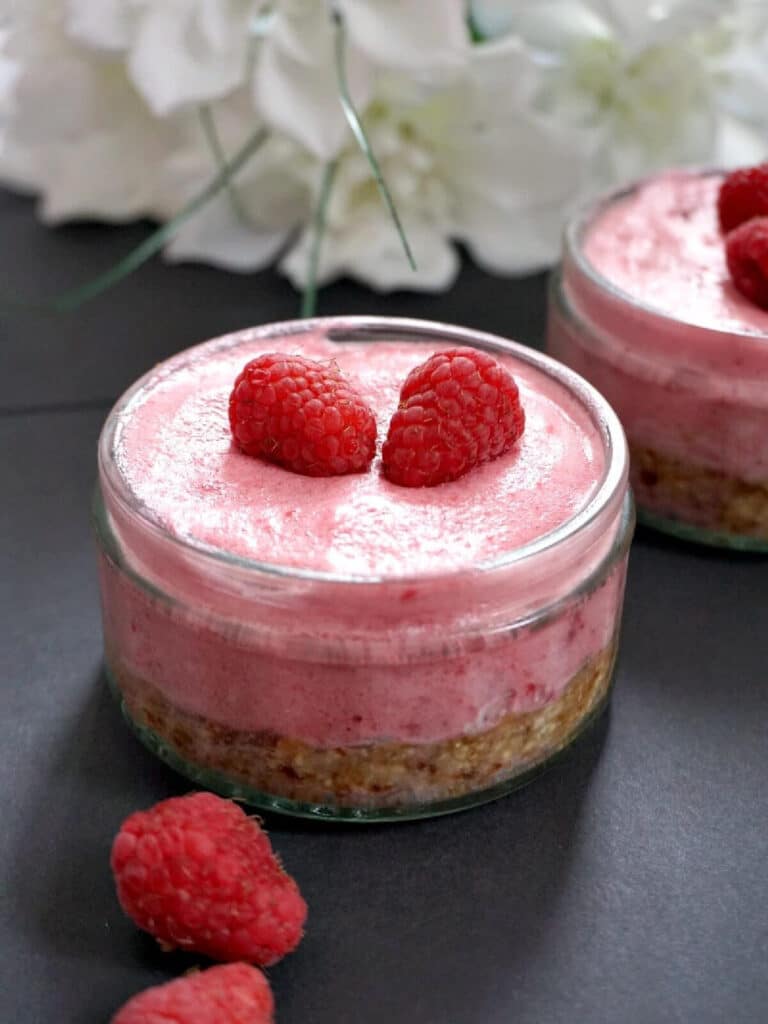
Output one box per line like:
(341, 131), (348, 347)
(94, 317), (633, 821)
(548, 171), (768, 550)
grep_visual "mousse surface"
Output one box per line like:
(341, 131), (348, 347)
(115, 331), (604, 577)
(584, 170), (768, 335)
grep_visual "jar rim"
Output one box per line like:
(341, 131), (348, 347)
(564, 166), (768, 343)
(98, 315), (629, 587)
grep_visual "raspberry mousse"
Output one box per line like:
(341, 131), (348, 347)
(95, 317), (632, 820)
(548, 168), (768, 549)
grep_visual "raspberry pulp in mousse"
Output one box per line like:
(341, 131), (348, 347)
(549, 169), (768, 549)
(96, 318), (631, 820)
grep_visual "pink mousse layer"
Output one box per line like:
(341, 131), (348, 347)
(115, 333), (604, 577)
(101, 331), (622, 747)
(555, 170), (768, 482)
(100, 554), (624, 746)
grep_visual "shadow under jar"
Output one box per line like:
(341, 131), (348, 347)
(94, 317), (633, 822)
(548, 168), (768, 551)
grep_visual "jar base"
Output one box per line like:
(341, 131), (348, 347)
(631, 445), (768, 551)
(636, 506), (768, 552)
(104, 648), (617, 823)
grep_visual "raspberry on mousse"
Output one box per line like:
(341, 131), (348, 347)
(717, 162), (768, 234)
(725, 216), (768, 311)
(381, 347), (525, 488)
(229, 352), (377, 476)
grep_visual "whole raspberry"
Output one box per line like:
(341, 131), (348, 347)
(229, 352), (377, 476)
(111, 792), (306, 965)
(718, 163), (768, 233)
(381, 347), (525, 487)
(111, 963), (273, 1024)
(725, 216), (768, 310)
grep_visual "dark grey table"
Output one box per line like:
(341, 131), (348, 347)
(2, 189), (767, 1024)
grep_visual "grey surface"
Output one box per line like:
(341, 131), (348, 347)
(2, 193), (767, 1024)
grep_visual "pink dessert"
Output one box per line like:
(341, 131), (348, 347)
(549, 169), (768, 548)
(95, 318), (631, 819)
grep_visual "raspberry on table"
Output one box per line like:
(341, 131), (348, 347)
(725, 216), (768, 310)
(717, 163), (768, 233)
(111, 792), (307, 965)
(229, 352), (377, 476)
(111, 963), (273, 1024)
(381, 347), (525, 487)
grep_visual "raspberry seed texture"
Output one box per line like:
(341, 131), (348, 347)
(382, 347), (525, 487)
(229, 352), (377, 476)
(111, 792), (306, 965)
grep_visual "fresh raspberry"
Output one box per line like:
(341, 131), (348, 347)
(229, 352), (377, 476)
(717, 163), (768, 233)
(111, 963), (273, 1024)
(111, 792), (306, 965)
(381, 347), (525, 487)
(725, 216), (768, 310)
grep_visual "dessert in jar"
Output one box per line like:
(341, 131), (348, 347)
(548, 166), (768, 550)
(94, 316), (632, 821)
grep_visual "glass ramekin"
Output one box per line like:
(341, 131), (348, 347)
(548, 171), (768, 551)
(94, 316), (633, 822)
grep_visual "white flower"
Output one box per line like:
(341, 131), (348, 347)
(470, 0), (768, 186)
(157, 95), (308, 272)
(159, 34), (576, 291)
(66, 0), (255, 116)
(2, 0), (768, 301)
(64, 0), (131, 51)
(152, 74), (466, 288)
(281, 39), (580, 290)
(254, 0), (470, 160)
(711, 1), (768, 165)
(0, 0), (479, 289)
(64, 0), (469, 145)
(0, 8), (183, 222)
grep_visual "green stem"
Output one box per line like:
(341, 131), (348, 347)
(331, 6), (416, 273)
(467, 10), (488, 43)
(47, 128), (268, 312)
(198, 105), (253, 226)
(301, 160), (339, 318)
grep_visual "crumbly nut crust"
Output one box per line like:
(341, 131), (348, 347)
(632, 446), (768, 539)
(109, 644), (616, 810)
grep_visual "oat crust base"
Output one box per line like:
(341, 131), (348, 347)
(110, 644), (616, 810)
(632, 445), (768, 540)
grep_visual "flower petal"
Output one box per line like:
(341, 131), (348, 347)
(129, 1), (249, 116)
(715, 112), (768, 169)
(165, 192), (290, 272)
(435, 44), (585, 210)
(37, 135), (165, 222)
(0, 19), (176, 220)
(254, 4), (370, 160)
(282, 214), (458, 293)
(588, 0), (728, 48)
(65, 0), (132, 51)
(470, 0), (611, 50)
(455, 190), (566, 275)
(715, 28), (768, 134)
(341, 0), (469, 70)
